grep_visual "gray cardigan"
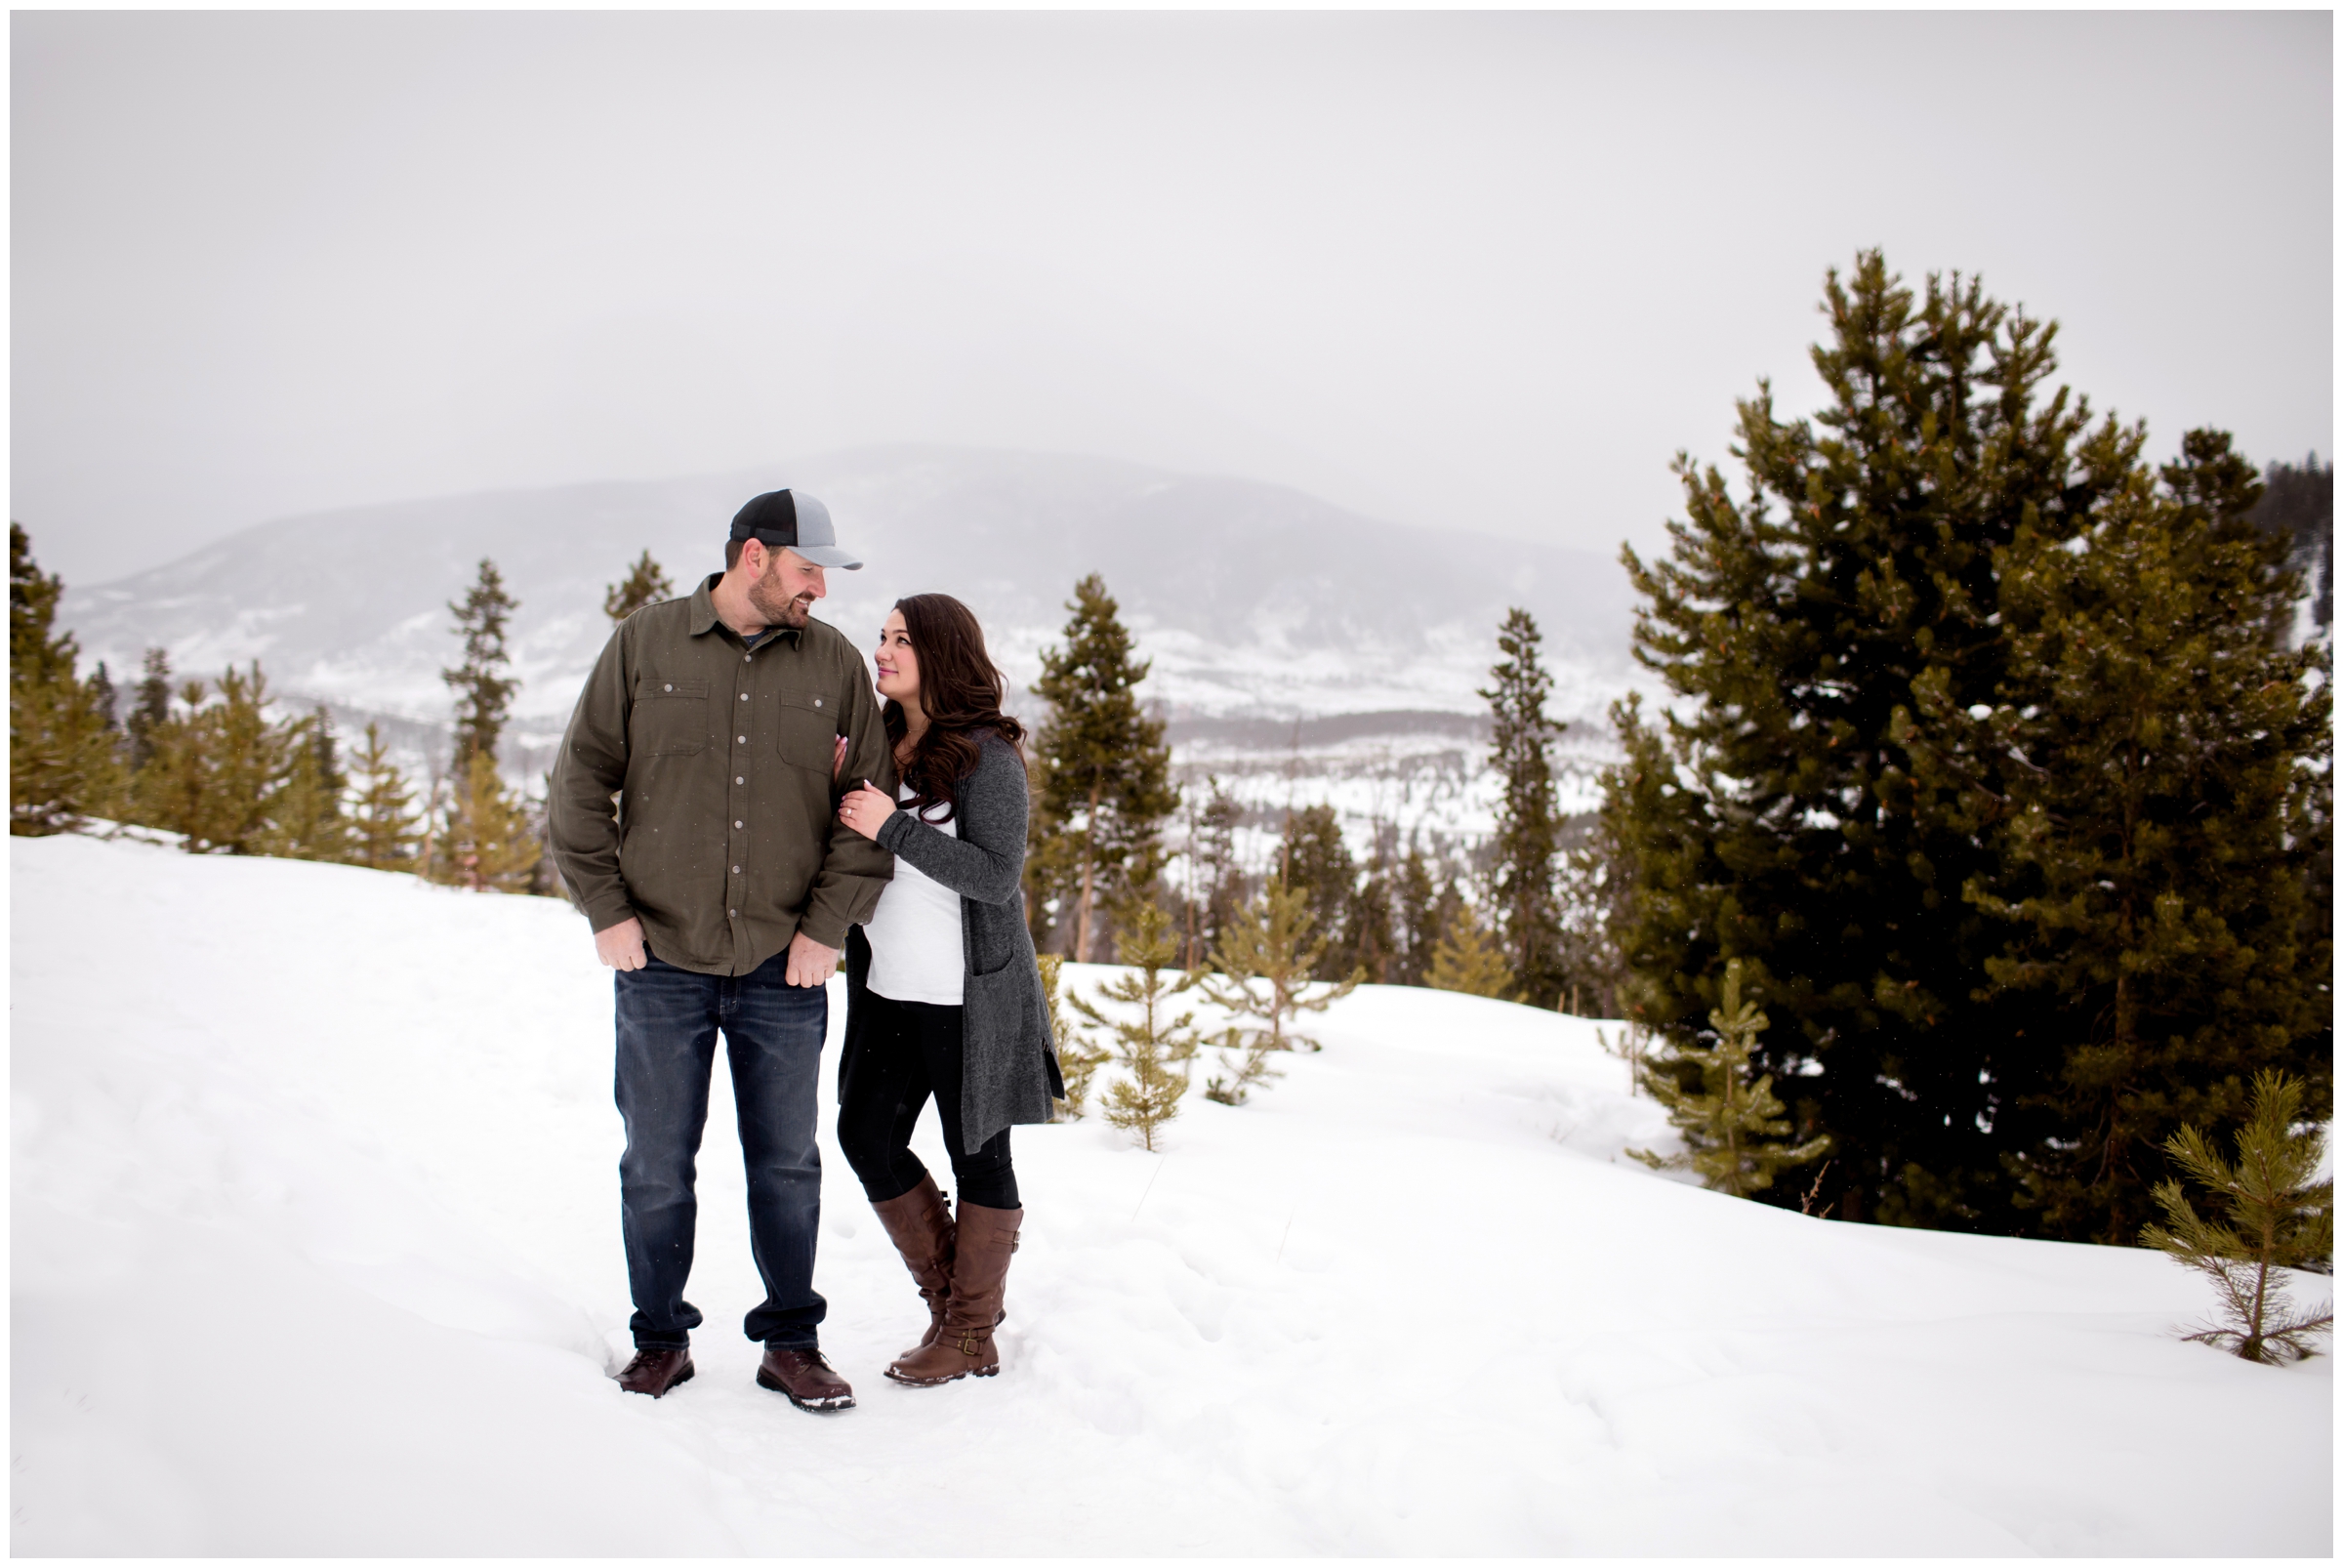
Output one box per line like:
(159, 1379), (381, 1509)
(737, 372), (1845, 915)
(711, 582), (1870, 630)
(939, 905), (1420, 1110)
(841, 731), (1063, 1149)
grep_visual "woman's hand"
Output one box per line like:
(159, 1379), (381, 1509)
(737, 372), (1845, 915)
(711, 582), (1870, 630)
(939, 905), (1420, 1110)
(838, 780), (896, 843)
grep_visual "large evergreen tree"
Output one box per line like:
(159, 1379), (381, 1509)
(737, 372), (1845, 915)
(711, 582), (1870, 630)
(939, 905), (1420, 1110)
(1027, 574), (1177, 961)
(1917, 429), (2332, 1242)
(1607, 252), (2332, 1237)
(444, 557), (518, 770)
(10, 524), (122, 835)
(1480, 608), (1567, 1008)
(1607, 253), (2113, 1230)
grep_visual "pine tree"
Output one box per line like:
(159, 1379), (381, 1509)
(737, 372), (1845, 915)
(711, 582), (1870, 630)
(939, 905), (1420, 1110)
(1342, 830), (1400, 984)
(1480, 607), (1567, 1007)
(133, 664), (289, 854)
(2142, 1070), (2333, 1364)
(1278, 804), (1357, 980)
(10, 524), (123, 835)
(126, 646), (174, 776)
(1425, 904), (1516, 1001)
(429, 557), (537, 891)
(432, 750), (541, 891)
(1606, 253), (2131, 1231)
(604, 550), (676, 624)
(1916, 429), (2334, 1243)
(1027, 574), (1177, 961)
(1182, 775), (1249, 970)
(1391, 846), (1443, 987)
(444, 557), (518, 771)
(349, 722), (421, 870)
(1630, 960), (1832, 1198)
(11, 524), (71, 692)
(1199, 875), (1361, 1093)
(88, 661), (120, 737)
(260, 705), (353, 862)
(1553, 812), (1632, 1019)
(130, 679), (205, 842)
(1041, 952), (1110, 1120)
(2247, 455), (2332, 628)
(1070, 901), (1200, 1151)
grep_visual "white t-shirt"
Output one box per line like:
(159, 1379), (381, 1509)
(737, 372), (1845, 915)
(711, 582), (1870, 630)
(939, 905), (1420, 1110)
(864, 783), (966, 1006)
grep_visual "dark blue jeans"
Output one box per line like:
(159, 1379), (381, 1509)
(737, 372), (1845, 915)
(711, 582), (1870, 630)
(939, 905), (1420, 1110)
(615, 949), (828, 1352)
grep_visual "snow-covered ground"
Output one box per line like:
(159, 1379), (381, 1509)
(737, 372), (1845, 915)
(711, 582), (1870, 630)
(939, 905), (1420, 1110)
(11, 834), (2330, 1554)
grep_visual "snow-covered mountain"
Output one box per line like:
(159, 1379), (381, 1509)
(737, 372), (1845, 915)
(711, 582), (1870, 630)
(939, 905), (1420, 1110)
(58, 445), (1643, 855)
(60, 444), (1636, 730)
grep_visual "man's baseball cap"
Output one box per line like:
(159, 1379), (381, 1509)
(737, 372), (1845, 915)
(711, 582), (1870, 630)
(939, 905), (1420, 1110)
(729, 489), (862, 571)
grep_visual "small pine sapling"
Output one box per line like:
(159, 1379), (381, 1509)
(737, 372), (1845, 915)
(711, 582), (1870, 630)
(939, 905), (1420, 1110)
(1199, 876), (1361, 1104)
(1629, 959), (1830, 1197)
(1203, 1022), (1279, 1106)
(349, 722), (421, 870)
(1069, 902), (1200, 1151)
(1425, 907), (1516, 1001)
(1041, 952), (1109, 1120)
(1595, 1019), (1651, 1096)
(2140, 1069), (2333, 1364)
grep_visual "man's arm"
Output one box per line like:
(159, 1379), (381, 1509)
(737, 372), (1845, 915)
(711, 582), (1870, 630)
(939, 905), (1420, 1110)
(794, 640), (896, 952)
(548, 625), (638, 954)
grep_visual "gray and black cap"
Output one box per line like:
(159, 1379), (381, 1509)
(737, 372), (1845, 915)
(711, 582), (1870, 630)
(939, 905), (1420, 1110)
(729, 489), (862, 571)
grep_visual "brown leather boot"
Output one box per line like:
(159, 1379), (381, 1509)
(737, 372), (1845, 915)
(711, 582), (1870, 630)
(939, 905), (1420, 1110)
(757, 1346), (855, 1412)
(885, 1202), (1021, 1386)
(870, 1174), (956, 1354)
(615, 1347), (694, 1397)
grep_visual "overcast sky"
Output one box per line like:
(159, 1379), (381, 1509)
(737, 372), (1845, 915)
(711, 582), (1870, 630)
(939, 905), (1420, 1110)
(12, 10), (2332, 589)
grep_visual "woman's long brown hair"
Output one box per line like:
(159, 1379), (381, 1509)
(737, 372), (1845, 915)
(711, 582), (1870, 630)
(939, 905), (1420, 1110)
(885, 593), (1026, 822)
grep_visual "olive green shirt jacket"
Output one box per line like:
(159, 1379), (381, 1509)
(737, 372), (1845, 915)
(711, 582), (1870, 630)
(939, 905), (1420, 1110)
(548, 575), (896, 976)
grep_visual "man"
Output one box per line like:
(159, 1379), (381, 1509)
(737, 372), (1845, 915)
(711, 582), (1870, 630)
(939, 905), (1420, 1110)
(549, 488), (893, 1411)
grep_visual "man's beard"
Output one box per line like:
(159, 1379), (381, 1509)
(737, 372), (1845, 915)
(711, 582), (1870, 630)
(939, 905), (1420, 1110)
(748, 572), (815, 630)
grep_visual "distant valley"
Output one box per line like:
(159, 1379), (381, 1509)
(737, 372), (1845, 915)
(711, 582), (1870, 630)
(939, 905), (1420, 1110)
(60, 445), (1645, 860)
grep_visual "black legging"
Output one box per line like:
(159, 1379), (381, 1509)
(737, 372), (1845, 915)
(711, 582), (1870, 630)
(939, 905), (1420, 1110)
(838, 990), (1019, 1211)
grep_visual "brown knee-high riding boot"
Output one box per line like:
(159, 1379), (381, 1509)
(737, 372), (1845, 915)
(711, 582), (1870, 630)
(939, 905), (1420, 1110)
(884, 1202), (1021, 1385)
(869, 1174), (956, 1355)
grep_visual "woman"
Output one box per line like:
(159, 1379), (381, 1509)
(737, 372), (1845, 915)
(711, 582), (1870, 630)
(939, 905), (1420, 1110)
(835, 593), (1062, 1386)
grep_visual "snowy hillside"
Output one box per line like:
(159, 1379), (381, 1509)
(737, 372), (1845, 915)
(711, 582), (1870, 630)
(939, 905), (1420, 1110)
(14, 834), (2328, 1555)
